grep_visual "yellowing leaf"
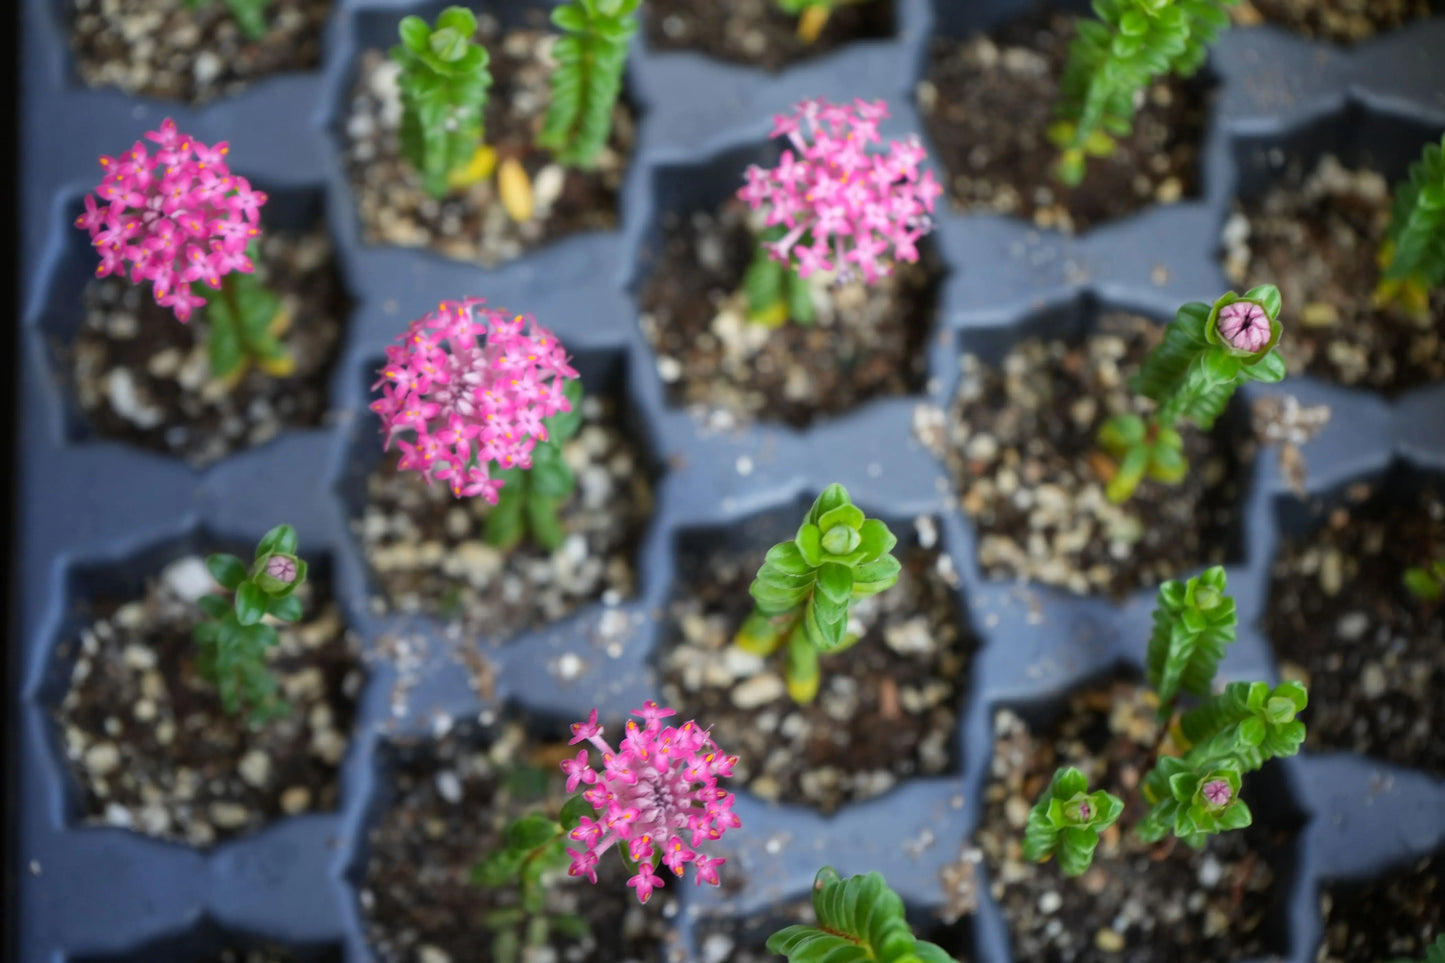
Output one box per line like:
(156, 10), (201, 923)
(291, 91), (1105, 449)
(797, 5), (830, 44)
(498, 157), (535, 222)
(447, 143), (498, 190)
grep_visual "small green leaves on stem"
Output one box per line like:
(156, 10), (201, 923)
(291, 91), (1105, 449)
(471, 809), (591, 963)
(1136, 759), (1250, 848)
(484, 380), (585, 552)
(744, 227), (815, 327)
(1051, 0), (1236, 186)
(1022, 767), (1124, 876)
(1097, 286), (1285, 502)
(205, 261), (293, 380)
(766, 866), (959, 963)
(1376, 134), (1445, 319)
(1146, 565), (1236, 716)
(1177, 679), (1309, 771)
(195, 524), (309, 726)
(1404, 558), (1445, 602)
(538, 0), (638, 169)
(734, 485), (900, 703)
(183, 0), (273, 41)
(391, 7), (493, 199)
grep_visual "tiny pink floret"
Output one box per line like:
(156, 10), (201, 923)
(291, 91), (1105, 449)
(1216, 301), (1271, 353)
(1202, 779), (1233, 808)
(737, 97), (941, 286)
(76, 118), (266, 323)
(562, 704), (740, 903)
(370, 298), (579, 504)
(264, 554), (297, 584)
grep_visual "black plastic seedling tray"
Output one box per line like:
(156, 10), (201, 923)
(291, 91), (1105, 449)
(13, 0), (1445, 960)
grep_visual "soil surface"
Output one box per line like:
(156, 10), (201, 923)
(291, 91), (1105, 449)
(643, 0), (895, 72)
(355, 393), (653, 642)
(657, 517), (975, 814)
(637, 201), (940, 429)
(966, 679), (1296, 963)
(65, 228), (347, 466)
(52, 556), (363, 847)
(1223, 154), (1445, 397)
(69, 0), (330, 104)
(918, 311), (1253, 599)
(343, 10), (634, 267)
(1317, 850), (1443, 962)
(919, 10), (1210, 234)
(1262, 478), (1445, 776)
(690, 901), (820, 963)
(361, 721), (679, 963)
(1232, 0), (1441, 43)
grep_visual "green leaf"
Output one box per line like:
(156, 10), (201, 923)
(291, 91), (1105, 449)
(255, 524), (298, 559)
(484, 493), (527, 552)
(234, 581), (268, 626)
(267, 594), (304, 623)
(527, 495), (567, 551)
(206, 554), (248, 590)
(528, 452), (575, 499)
(559, 794), (595, 831)
(506, 813), (563, 850)
(197, 594), (230, 620)
(765, 866), (961, 963)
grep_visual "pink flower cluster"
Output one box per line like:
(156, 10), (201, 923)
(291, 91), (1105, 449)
(737, 97), (942, 286)
(560, 702), (741, 904)
(371, 298), (579, 503)
(75, 118), (267, 323)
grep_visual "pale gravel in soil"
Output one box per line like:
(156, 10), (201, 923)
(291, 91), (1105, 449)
(659, 528), (968, 813)
(918, 313), (1248, 598)
(343, 17), (632, 267)
(69, 229), (344, 465)
(1231, 0), (1438, 43)
(969, 681), (1286, 963)
(55, 556), (363, 847)
(355, 395), (652, 642)
(360, 721), (677, 963)
(70, 0), (329, 104)
(1221, 154), (1445, 395)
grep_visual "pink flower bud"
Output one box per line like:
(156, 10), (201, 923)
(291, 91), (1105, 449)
(264, 554), (298, 584)
(1216, 301), (1270, 353)
(1202, 779), (1233, 808)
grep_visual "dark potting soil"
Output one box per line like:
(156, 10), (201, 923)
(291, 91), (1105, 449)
(690, 900), (818, 963)
(642, 0), (895, 72)
(1317, 850), (1443, 962)
(51, 557), (363, 847)
(969, 680), (1296, 963)
(69, 0), (331, 104)
(343, 10), (634, 267)
(354, 393), (653, 643)
(636, 200), (940, 430)
(657, 524), (976, 814)
(1222, 154), (1445, 397)
(918, 311), (1253, 599)
(919, 10), (1210, 234)
(65, 228), (347, 466)
(1233, 0), (1442, 43)
(360, 721), (679, 963)
(1261, 479), (1445, 776)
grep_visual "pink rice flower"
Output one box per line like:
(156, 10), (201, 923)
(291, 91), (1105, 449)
(562, 704), (740, 903)
(737, 97), (942, 286)
(75, 118), (265, 323)
(370, 298), (579, 504)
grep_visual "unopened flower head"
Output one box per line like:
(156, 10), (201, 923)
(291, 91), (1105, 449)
(737, 97), (942, 286)
(560, 702), (741, 904)
(1201, 778), (1233, 808)
(75, 118), (267, 323)
(1215, 300), (1270, 353)
(265, 554), (298, 584)
(371, 298), (579, 504)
